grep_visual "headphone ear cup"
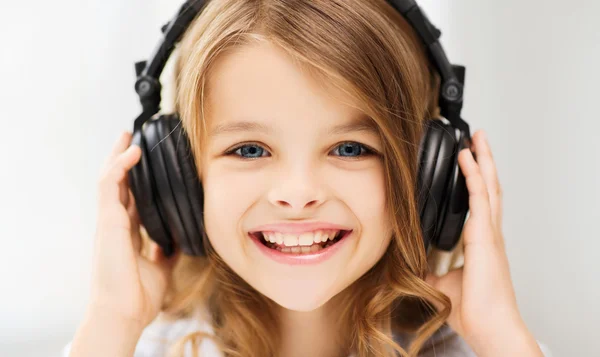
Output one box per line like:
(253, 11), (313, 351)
(128, 125), (175, 256)
(154, 116), (200, 256)
(166, 115), (207, 256)
(140, 116), (193, 255)
(417, 119), (461, 251)
(417, 119), (443, 249)
(435, 129), (470, 251)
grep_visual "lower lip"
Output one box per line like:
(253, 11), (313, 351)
(248, 230), (353, 266)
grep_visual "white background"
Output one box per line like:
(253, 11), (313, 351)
(1, 0), (598, 356)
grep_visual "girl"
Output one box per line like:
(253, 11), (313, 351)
(65, 0), (550, 356)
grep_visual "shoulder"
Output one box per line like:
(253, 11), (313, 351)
(344, 325), (477, 357)
(130, 312), (224, 357)
(410, 324), (477, 357)
(395, 324), (553, 357)
(60, 312), (224, 357)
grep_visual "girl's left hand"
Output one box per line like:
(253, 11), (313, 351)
(424, 130), (543, 356)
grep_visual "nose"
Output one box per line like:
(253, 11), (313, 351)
(267, 162), (326, 212)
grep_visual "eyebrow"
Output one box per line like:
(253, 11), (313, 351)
(208, 115), (379, 138)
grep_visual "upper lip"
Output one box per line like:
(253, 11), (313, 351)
(249, 221), (352, 234)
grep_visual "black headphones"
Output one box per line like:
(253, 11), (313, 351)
(128, 0), (472, 257)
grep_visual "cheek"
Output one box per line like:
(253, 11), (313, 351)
(201, 166), (257, 256)
(342, 167), (390, 261)
(338, 165), (388, 230)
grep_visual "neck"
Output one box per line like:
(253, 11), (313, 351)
(277, 301), (347, 357)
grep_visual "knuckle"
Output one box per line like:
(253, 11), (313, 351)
(96, 181), (111, 199)
(477, 186), (491, 201)
(485, 180), (500, 195)
(99, 162), (116, 180)
(101, 161), (126, 183)
(476, 179), (489, 194)
(495, 184), (503, 197)
(471, 186), (488, 200)
(97, 171), (119, 192)
(97, 173), (110, 187)
(114, 166), (126, 181)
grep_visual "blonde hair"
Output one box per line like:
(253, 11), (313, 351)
(142, 0), (457, 356)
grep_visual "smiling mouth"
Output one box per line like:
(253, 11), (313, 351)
(251, 230), (350, 254)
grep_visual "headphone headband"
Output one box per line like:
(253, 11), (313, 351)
(132, 0), (469, 138)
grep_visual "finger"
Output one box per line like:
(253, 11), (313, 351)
(424, 269), (463, 314)
(127, 190), (143, 254)
(96, 145), (143, 242)
(423, 273), (443, 312)
(101, 131), (133, 173)
(98, 144), (142, 206)
(472, 130), (503, 230)
(118, 159), (134, 207)
(458, 148), (495, 246)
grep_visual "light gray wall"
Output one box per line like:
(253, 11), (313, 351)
(0, 0), (597, 356)
(444, 2), (600, 356)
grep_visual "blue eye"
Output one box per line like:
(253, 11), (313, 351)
(230, 144), (267, 159)
(225, 141), (375, 160)
(333, 142), (371, 157)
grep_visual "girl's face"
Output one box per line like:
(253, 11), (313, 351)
(199, 41), (392, 311)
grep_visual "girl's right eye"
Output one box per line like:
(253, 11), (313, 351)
(225, 142), (269, 159)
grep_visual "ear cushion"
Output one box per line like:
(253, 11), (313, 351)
(417, 119), (443, 248)
(417, 120), (442, 216)
(426, 120), (458, 247)
(128, 128), (174, 256)
(143, 118), (190, 253)
(418, 119), (456, 250)
(155, 116), (199, 256)
(435, 129), (470, 251)
(167, 115), (207, 256)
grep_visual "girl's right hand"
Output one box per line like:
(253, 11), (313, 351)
(87, 131), (180, 331)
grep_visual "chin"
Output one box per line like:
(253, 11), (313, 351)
(258, 280), (344, 312)
(271, 294), (328, 312)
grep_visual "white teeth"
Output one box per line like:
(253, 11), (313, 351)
(298, 232), (314, 246)
(261, 229), (344, 247)
(314, 231), (323, 243)
(283, 235), (298, 247)
(276, 244), (326, 254)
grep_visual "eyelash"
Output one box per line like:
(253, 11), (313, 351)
(224, 141), (377, 161)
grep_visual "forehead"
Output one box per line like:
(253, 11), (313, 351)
(204, 41), (378, 138)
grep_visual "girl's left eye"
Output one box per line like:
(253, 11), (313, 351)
(224, 141), (376, 160)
